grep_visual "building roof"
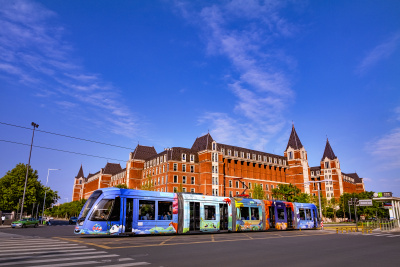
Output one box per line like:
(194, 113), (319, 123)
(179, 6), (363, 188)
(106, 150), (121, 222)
(191, 133), (214, 151)
(217, 143), (286, 163)
(131, 145), (157, 160)
(286, 125), (303, 151)
(342, 172), (363, 183)
(321, 139), (337, 161)
(310, 166), (321, 172)
(75, 164), (84, 179)
(102, 163), (123, 175)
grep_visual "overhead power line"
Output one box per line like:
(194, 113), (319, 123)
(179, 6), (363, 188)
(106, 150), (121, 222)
(0, 121), (134, 150)
(0, 139), (126, 162)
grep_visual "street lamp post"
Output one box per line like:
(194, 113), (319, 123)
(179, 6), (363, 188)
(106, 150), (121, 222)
(42, 169), (61, 220)
(20, 122), (39, 220)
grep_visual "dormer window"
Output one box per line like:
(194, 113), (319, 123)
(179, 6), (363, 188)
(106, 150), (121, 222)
(247, 153), (250, 159)
(269, 157), (272, 163)
(241, 152), (244, 158)
(212, 142), (216, 150)
(253, 154), (256, 160)
(325, 162), (329, 168)
(258, 155), (262, 161)
(228, 150), (231, 156)
(182, 153), (186, 161)
(190, 154), (194, 162)
(274, 158), (277, 164)
(234, 151), (238, 157)
(288, 151), (293, 160)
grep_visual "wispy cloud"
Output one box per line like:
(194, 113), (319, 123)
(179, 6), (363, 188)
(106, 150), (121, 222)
(175, 0), (297, 151)
(366, 127), (400, 170)
(0, 0), (139, 138)
(356, 31), (400, 75)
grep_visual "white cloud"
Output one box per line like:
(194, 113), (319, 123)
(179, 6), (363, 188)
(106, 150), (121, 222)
(0, 0), (139, 139)
(356, 31), (400, 75)
(367, 127), (400, 170)
(176, 0), (296, 150)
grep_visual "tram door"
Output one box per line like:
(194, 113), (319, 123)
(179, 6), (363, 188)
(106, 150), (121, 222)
(125, 198), (133, 233)
(189, 202), (200, 231)
(286, 207), (293, 228)
(269, 206), (275, 228)
(219, 204), (228, 230)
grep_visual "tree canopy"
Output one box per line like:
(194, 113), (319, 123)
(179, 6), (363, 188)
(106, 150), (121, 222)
(271, 184), (311, 203)
(0, 163), (59, 216)
(45, 199), (87, 218)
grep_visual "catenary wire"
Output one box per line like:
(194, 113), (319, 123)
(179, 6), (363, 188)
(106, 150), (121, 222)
(0, 139), (126, 162)
(0, 121), (134, 150)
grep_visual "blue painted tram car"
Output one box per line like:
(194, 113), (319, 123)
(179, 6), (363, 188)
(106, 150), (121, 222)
(74, 188), (320, 235)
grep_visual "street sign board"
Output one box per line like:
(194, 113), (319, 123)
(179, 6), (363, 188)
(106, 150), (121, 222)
(357, 199), (373, 206)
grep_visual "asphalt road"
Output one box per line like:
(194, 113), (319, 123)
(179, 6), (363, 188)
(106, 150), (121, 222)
(1, 223), (400, 267)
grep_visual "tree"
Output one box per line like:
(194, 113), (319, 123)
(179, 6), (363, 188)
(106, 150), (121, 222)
(252, 184), (265, 200)
(115, 184), (128, 189)
(272, 184), (300, 202)
(140, 175), (154, 191)
(0, 163), (59, 215)
(45, 199), (86, 218)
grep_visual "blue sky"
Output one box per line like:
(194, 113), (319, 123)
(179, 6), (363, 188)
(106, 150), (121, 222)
(1, 0), (399, 203)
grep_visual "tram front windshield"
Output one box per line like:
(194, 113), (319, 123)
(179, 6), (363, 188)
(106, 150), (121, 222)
(79, 190), (102, 220)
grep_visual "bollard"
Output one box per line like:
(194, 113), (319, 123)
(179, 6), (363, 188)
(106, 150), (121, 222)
(341, 228), (343, 234)
(336, 228), (339, 234)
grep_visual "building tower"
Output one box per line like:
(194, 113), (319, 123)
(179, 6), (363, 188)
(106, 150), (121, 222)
(284, 125), (311, 193)
(72, 165), (85, 201)
(320, 139), (343, 199)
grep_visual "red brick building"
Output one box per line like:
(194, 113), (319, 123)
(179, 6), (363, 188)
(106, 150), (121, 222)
(72, 126), (365, 201)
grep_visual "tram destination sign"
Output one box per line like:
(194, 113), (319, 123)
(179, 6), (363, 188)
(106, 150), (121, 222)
(357, 199), (373, 206)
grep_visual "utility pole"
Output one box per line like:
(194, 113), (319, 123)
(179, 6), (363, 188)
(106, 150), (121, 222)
(20, 122), (39, 220)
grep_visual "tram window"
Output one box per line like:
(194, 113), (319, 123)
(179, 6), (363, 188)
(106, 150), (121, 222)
(277, 208), (285, 220)
(158, 201), (172, 220)
(250, 207), (259, 220)
(89, 199), (115, 221)
(239, 207), (249, 220)
(204, 205), (216, 220)
(109, 197), (120, 221)
(139, 200), (155, 220)
(306, 209), (312, 220)
(81, 190), (102, 219)
(299, 208), (305, 220)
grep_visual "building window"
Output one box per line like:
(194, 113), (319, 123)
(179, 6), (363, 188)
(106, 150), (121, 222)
(236, 191), (239, 196)
(182, 187), (186, 192)
(229, 191), (233, 197)
(274, 158), (277, 164)
(212, 142), (216, 150)
(191, 177), (195, 184)
(190, 154), (194, 162)
(161, 177), (164, 184)
(260, 184), (263, 190)
(173, 175), (178, 183)
(253, 154), (256, 160)
(289, 151), (293, 159)
(325, 162), (329, 168)
(229, 180), (232, 187)
(269, 157), (272, 163)
(191, 188), (195, 193)
(258, 155), (261, 161)
(266, 184), (269, 191)
(182, 154), (186, 161)
(241, 152), (244, 158)
(271, 185), (274, 190)
(182, 176), (186, 184)
(248, 182), (251, 189)
(236, 181), (239, 188)
(190, 165), (194, 173)
(173, 164), (177, 171)
(173, 187), (178, 193)
(234, 151), (238, 157)
(247, 153), (250, 159)
(182, 164), (186, 172)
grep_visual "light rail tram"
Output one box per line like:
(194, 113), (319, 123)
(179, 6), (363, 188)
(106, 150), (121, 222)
(74, 188), (320, 236)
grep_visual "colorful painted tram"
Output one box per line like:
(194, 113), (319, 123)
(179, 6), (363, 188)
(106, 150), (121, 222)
(74, 188), (320, 236)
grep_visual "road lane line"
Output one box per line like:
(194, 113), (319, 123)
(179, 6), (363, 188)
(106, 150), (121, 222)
(159, 235), (176, 245)
(0, 245), (88, 253)
(0, 243), (79, 250)
(0, 254), (120, 266)
(0, 248), (96, 256)
(0, 251), (107, 261)
(101, 262), (151, 267)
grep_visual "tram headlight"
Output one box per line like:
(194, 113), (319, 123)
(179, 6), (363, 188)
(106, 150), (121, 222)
(78, 221), (84, 226)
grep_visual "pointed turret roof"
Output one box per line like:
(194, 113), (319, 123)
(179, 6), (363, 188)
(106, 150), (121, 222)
(191, 133), (214, 151)
(131, 145), (157, 160)
(75, 165), (84, 179)
(285, 125), (303, 151)
(322, 139), (337, 161)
